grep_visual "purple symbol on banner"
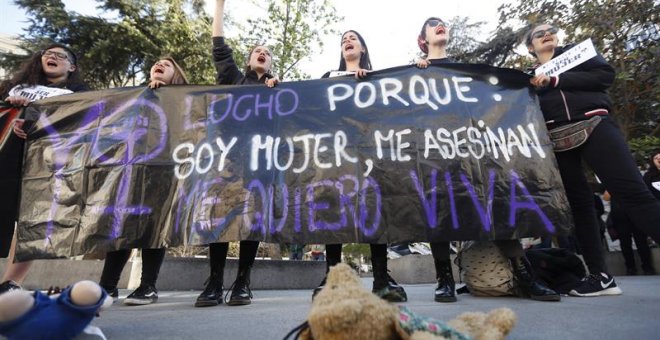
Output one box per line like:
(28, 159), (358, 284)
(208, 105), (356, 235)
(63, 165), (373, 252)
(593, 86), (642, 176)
(411, 169), (438, 228)
(41, 102), (104, 243)
(89, 98), (168, 238)
(357, 177), (382, 237)
(460, 170), (495, 231)
(307, 179), (342, 232)
(444, 171), (459, 230)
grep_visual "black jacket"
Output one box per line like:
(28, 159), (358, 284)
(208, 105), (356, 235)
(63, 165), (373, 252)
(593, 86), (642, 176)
(212, 37), (273, 86)
(532, 45), (615, 127)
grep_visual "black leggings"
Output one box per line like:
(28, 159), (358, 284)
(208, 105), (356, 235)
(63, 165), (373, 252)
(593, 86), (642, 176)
(99, 248), (166, 290)
(555, 119), (660, 274)
(207, 240), (259, 273)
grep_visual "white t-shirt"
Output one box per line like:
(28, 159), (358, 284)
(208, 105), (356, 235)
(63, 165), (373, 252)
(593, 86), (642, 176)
(8, 84), (73, 103)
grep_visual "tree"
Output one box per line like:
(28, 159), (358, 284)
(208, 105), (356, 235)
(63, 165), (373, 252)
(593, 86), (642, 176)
(236, 0), (342, 80)
(491, 0), (659, 140)
(445, 16), (487, 64)
(1, 0), (215, 89)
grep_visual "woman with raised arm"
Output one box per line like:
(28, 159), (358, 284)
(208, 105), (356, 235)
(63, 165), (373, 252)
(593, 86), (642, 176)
(98, 56), (189, 305)
(418, 17), (560, 302)
(0, 43), (87, 295)
(194, 0), (278, 308)
(312, 30), (408, 303)
(527, 23), (660, 296)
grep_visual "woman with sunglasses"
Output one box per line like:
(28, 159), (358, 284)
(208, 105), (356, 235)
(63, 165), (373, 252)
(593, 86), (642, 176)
(527, 23), (660, 296)
(0, 43), (87, 295)
(310, 30), (408, 303)
(417, 18), (560, 302)
(97, 57), (189, 305)
(194, 0), (279, 309)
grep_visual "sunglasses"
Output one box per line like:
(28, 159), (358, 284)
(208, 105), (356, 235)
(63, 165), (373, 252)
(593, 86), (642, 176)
(426, 19), (447, 28)
(41, 50), (70, 61)
(531, 27), (559, 40)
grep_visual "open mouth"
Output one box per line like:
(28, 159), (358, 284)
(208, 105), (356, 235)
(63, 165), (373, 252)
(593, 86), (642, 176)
(435, 27), (446, 35)
(344, 44), (355, 52)
(257, 56), (266, 63)
(46, 60), (58, 67)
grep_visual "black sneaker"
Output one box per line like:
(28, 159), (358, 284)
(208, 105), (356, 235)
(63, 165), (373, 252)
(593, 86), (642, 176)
(0, 280), (22, 295)
(124, 285), (158, 305)
(569, 272), (623, 297)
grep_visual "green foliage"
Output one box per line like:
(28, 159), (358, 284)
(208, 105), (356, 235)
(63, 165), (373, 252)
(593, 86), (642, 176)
(1, 0), (215, 89)
(629, 136), (660, 166)
(445, 17), (487, 63)
(342, 243), (370, 259)
(492, 0), (660, 141)
(238, 0), (342, 80)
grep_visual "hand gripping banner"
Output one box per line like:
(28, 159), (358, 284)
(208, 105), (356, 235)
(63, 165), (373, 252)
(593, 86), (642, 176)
(13, 64), (573, 260)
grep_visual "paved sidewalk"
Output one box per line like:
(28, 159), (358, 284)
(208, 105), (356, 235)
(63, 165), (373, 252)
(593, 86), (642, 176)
(92, 276), (660, 339)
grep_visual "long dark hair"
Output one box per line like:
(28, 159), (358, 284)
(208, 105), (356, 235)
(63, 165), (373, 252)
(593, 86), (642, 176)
(0, 43), (84, 98)
(338, 30), (372, 71)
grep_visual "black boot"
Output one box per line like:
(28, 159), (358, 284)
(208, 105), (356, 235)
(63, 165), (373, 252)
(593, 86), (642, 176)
(195, 268), (224, 307)
(510, 256), (560, 301)
(434, 260), (457, 302)
(227, 267), (253, 306)
(372, 257), (407, 302)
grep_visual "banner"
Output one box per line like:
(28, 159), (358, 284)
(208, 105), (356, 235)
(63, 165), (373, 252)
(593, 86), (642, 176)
(14, 64), (573, 260)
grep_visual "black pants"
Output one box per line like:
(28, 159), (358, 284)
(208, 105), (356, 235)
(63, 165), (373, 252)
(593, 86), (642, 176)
(207, 241), (259, 274)
(554, 119), (660, 274)
(99, 248), (166, 290)
(610, 202), (654, 272)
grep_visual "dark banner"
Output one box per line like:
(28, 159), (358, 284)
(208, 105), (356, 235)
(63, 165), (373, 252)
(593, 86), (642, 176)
(14, 64), (573, 260)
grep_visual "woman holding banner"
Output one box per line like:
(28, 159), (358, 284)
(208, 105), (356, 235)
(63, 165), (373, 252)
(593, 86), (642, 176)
(0, 43), (87, 295)
(194, 0), (279, 308)
(98, 56), (189, 305)
(417, 17), (560, 302)
(527, 23), (660, 296)
(312, 30), (408, 303)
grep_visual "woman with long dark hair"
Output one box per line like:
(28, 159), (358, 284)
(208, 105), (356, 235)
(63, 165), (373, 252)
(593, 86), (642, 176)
(0, 43), (87, 294)
(98, 56), (189, 304)
(527, 23), (660, 296)
(418, 17), (560, 302)
(194, 0), (279, 308)
(312, 30), (408, 303)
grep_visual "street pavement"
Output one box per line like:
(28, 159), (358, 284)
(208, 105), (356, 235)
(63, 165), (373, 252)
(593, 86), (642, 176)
(91, 276), (660, 339)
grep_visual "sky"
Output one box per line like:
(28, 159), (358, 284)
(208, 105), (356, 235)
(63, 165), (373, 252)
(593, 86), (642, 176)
(0, 0), (507, 79)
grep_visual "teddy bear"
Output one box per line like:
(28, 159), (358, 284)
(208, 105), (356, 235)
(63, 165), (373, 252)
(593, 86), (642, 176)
(0, 280), (112, 340)
(291, 263), (516, 340)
